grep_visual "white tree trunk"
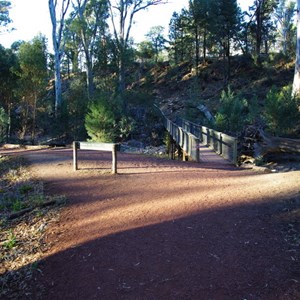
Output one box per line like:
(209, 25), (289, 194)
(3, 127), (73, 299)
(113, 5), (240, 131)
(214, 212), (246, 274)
(292, 0), (300, 96)
(48, 0), (70, 114)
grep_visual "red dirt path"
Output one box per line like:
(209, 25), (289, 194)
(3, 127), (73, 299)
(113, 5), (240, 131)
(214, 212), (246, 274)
(3, 147), (300, 299)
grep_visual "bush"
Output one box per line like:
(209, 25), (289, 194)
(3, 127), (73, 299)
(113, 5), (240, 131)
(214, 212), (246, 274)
(85, 93), (136, 143)
(85, 96), (118, 143)
(0, 107), (8, 143)
(264, 85), (300, 136)
(215, 87), (248, 134)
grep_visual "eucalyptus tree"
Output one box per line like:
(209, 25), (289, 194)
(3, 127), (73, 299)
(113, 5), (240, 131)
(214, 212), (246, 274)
(145, 25), (166, 63)
(0, 0), (12, 33)
(0, 44), (17, 139)
(64, 17), (81, 74)
(71, 0), (109, 98)
(49, 0), (71, 114)
(137, 40), (155, 62)
(16, 36), (48, 142)
(108, 0), (167, 109)
(275, 0), (296, 55)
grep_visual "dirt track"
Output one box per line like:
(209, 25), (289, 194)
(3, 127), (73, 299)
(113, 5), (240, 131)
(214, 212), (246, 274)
(3, 147), (300, 299)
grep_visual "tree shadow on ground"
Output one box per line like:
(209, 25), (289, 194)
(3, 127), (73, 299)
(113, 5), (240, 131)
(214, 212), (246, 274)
(5, 195), (300, 300)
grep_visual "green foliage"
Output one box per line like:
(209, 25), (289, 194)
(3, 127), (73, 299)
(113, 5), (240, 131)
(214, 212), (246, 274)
(85, 95), (118, 142)
(64, 76), (89, 140)
(11, 198), (24, 212)
(0, 0), (12, 31)
(274, 0), (296, 56)
(264, 85), (300, 136)
(14, 35), (48, 142)
(215, 86), (248, 134)
(118, 115), (136, 140)
(0, 106), (8, 143)
(85, 91), (138, 143)
(3, 231), (17, 250)
(168, 10), (194, 64)
(145, 25), (166, 62)
(19, 184), (33, 195)
(137, 41), (155, 62)
(246, 96), (260, 124)
(255, 155), (265, 166)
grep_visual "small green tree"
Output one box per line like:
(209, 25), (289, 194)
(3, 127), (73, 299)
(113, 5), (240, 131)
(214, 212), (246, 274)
(264, 85), (300, 136)
(85, 91), (138, 143)
(85, 95), (118, 142)
(215, 86), (248, 134)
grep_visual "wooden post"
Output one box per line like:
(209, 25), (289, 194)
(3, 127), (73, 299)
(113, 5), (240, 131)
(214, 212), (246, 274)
(219, 134), (223, 155)
(171, 140), (175, 160)
(206, 128), (210, 146)
(112, 144), (117, 174)
(196, 138), (200, 163)
(73, 141), (78, 171)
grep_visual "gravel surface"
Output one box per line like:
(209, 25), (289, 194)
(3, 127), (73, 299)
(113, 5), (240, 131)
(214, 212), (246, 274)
(1, 147), (300, 299)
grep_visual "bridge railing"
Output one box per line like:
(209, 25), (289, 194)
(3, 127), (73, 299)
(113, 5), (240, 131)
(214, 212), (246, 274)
(177, 118), (238, 164)
(163, 116), (200, 162)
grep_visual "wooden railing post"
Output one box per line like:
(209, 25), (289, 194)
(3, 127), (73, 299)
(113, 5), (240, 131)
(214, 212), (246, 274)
(207, 128), (210, 146)
(196, 138), (200, 162)
(219, 134), (223, 155)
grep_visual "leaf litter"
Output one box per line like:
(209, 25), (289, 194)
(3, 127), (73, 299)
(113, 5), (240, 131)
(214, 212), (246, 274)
(0, 154), (65, 299)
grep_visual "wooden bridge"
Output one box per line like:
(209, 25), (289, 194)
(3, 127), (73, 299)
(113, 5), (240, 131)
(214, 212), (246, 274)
(159, 109), (238, 165)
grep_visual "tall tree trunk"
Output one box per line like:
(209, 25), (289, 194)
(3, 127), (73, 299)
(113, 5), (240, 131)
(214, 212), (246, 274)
(293, 0), (300, 96)
(108, 0), (166, 111)
(53, 49), (62, 111)
(48, 0), (70, 115)
(203, 28), (207, 63)
(256, 1), (262, 57)
(86, 57), (94, 99)
(195, 25), (200, 68)
(31, 92), (37, 144)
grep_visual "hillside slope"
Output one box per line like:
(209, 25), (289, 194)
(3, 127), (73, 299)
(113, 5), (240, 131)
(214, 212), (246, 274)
(134, 55), (294, 124)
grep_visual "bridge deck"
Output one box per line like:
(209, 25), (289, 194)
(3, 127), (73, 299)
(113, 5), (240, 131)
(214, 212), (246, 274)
(198, 143), (233, 166)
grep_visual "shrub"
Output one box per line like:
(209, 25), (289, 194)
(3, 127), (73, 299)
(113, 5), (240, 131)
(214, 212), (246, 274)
(0, 106), (8, 143)
(85, 96), (118, 143)
(85, 90), (140, 143)
(264, 85), (300, 136)
(215, 87), (248, 134)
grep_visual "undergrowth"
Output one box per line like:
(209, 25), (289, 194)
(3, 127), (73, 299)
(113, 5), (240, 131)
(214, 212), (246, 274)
(0, 154), (65, 299)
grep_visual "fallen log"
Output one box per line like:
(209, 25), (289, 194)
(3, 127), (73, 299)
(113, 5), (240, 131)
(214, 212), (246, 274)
(254, 128), (300, 157)
(8, 198), (65, 220)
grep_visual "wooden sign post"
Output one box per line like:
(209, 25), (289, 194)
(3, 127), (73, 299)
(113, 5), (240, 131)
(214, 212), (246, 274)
(73, 141), (118, 174)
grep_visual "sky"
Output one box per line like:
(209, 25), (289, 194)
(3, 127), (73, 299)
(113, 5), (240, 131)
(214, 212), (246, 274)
(0, 0), (253, 50)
